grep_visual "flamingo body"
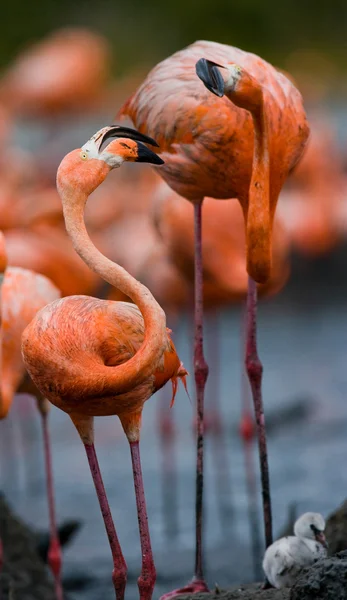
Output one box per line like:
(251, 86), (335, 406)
(121, 40), (309, 210)
(22, 296), (183, 419)
(1, 265), (60, 418)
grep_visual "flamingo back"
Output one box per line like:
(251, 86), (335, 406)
(22, 297), (184, 418)
(120, 40), (309, 206)
(1, 267), (60, 417)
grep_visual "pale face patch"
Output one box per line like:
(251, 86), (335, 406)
(81, 138), (101, 160)
(80, 128), (124, 168)
(225, 65), (242, 91)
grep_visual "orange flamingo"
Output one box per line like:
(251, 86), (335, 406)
(0, 231), (63, 598)
(4, 226), (100, 297)
(152, 184), (291, 306)
(21, 126), (187, 600)
(120, 40), (309, 596)
(279, 116), (343, 256)
(0, 28), (110, 117)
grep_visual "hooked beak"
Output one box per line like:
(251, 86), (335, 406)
(195, 58), (225, 97)
(99, 125), (160, 152)
(315, 531), (328, 549)
(135, 141), (164, 165)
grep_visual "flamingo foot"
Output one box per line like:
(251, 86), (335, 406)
(160, 578), (209, 599)
(48, 536), (63, 600)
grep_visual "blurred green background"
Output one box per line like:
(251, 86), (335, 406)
(2, 0), (347, 76)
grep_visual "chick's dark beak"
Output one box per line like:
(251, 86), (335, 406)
(136, 141), (164, 165)
(195, 58), (225, 97)
(315, 531), (328, 549)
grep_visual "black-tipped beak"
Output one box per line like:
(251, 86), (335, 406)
(136, 141), (164, 165)
(195, 58), (225, 97)
(100, 125), (160, 152)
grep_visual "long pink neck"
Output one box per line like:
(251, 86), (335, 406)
(246, 98), (271, 284)
(61, 188), (167, 395)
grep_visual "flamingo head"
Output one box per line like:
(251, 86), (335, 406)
(294, 512), (328, 549)
(196, 58), (263, 112)
(57, 125), (164, 199)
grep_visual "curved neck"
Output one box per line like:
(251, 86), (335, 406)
(61, 188), (167, 395)
(246, 98), (272, 284)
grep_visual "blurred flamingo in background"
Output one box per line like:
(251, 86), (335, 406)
(151, 184), (291, 306)
(0, 231), (62, 599)
(279, 116), (344, 256)
(0, 28), (110, 117)
(22, 126), (188, 600)
(4, 226), (100, 297)
(120, 40), (309, 596)
(0, 27), (113, 182)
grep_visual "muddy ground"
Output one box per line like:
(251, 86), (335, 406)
(1, 498), (347, 599)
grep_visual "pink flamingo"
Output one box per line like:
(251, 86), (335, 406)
(120, 41), (309, 596)
(22, 126), (188, 600)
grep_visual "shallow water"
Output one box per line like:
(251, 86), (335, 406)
(1, 254), (347, 599)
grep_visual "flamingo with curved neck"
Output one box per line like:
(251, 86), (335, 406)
(120, 41), (308, 597)
(195, 59), (280, 556)
(22, 126), (187, 600)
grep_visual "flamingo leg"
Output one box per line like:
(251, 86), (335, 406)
(193, 200), (209, 586)
(129, 441), (156, 600)
(38, 400), (63, 600)
(240, 314), (263, 580)
(84, 443), (127, 599)
(160, 200), (209, 599)
(245, 276), (273, 549)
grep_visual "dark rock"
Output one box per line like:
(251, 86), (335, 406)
(290, 551), (347, 600)
(0, 494), (55, 600)
(325, 499), (347, 555)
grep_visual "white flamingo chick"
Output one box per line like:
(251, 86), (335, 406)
(263, 512), (328, 589)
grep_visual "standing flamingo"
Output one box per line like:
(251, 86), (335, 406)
(21, 126), (187, 600)
(0, 231), (63, 598)
(120, 40), (309, 596)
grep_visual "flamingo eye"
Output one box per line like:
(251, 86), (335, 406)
(80, 151), (88, 161)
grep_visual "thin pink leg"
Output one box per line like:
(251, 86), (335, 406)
(84, 443), (127, 599)
(245, 276), (273, 549)
(129, 441), (156, 600)
(160, 201), (209, 599)
(240, 313), (263, 579)
(41, 411), (63, 600)
(193, 201), (208, 586)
